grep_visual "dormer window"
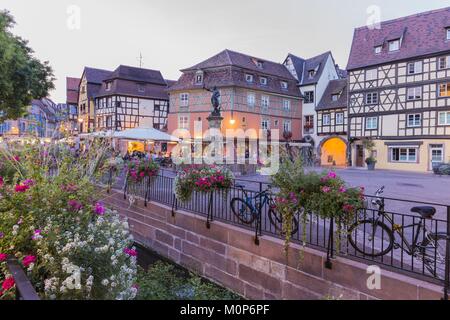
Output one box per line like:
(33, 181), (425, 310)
(138, 84), (145, 93)
(105, 81), (112, 91)
(308, 70), (316, 78)
(195, 71), (204, 84)
(374, 46), (382, 54)
(331, 94), (340, 102)
(447, 28), (450, 40)
(388, 39), (400, 52)
(260, 77), (268, 86)
(245, 74), (254, 83)
(281, 81), (288, 90)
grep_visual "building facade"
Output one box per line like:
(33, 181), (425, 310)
(316, 79), (348, 166)
(78, 67), (111, 133)
(347, 7), (450, 172)
(0, 98), (59, 139)
(64, 77), (80, 134)
(94, 65), (170, 132)
(167, 49), (302, 160)
(284, 51), (347, 164)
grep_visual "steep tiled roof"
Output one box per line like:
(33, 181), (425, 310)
(316, 79), (348, 111)
(84, 67), (111, 84)
(66, 77), (80, 105)
(347, 7), (450, 70)
(96, 66), (169, 100)
(170, 49), (300, 97)
(105, 65), (167, 85)
(183, 49), (296, 80)
(287, 52), (332, 86)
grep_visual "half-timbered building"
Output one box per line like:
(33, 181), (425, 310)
(78, 67), (111, 133)
(347, 7), (450, 172)
(283, 51), (347, 164)
(316, 78), (348, 166)
(94, 65), (170, 132)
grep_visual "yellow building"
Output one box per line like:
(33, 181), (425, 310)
(77, 67), (111, 133)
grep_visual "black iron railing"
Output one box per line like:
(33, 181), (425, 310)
(119, 172), (450, 300)
(6, 256), (40, 300)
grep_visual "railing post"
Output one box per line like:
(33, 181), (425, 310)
(206, 191), (214, 229)
(443, 206), (450, 300)
(123, 174), (129, 200)
(171, 194), (178, 217)
(325, 218), (334, 269)
(144, 176), (152, 207)
(6, 256), (40, 301)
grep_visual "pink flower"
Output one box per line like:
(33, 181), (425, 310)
(0, 232), (4, 239)
(124, 248), (138, 257)
(322, 186), (331, 193)
(68, 200), (83, 211)
(1, 277), (15, 291)
(31, 230), (43, 241)
(339, 186), (347, 193)
(0, 176), (3, 188)
(15, 184), (30, 193)
(343, 204), (355, 213)
(94, 202), (106, 216)
(327, 172), (337, 179)
(13, 156), (20, 162)
(0, 253), (7, 262)
(22, 255), (36, 268)
(23, 179), (35, 187)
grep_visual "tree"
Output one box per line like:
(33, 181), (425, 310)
(0, 10), (55, 121)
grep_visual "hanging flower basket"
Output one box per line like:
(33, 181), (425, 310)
(174, 165), (234, 203)
(127, 158), (160, 184)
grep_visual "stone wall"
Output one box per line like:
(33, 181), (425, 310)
(106, 190), (444, 300)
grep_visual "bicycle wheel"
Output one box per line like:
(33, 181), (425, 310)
(420, 233), (448, 278)
(268, 207), (299, 236)
(347, 220), (394, 257)
(231, 198), (256, 224)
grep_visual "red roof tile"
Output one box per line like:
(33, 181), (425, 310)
(347, 7), (450, 70)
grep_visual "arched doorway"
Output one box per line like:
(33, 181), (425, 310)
(319, 137), (348, 167)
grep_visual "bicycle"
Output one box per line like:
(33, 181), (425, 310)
(347, 186), (449, 277)
(230, 184), (299, 235)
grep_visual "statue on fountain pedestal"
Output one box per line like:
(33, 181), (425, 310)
(204, 86), (222, 117)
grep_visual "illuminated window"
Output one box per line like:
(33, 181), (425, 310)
(438, 83), (450, 97)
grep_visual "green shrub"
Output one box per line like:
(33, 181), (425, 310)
(136, 261), (240, 300)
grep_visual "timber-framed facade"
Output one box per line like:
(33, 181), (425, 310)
(94, 65), (170, 132)
(347, 7), (450, 172)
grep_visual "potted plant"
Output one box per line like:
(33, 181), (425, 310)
(365, 156), (377, 171)
(362, 139), (377, 171)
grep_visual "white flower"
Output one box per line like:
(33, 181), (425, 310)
(101, 279), (109, 286)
